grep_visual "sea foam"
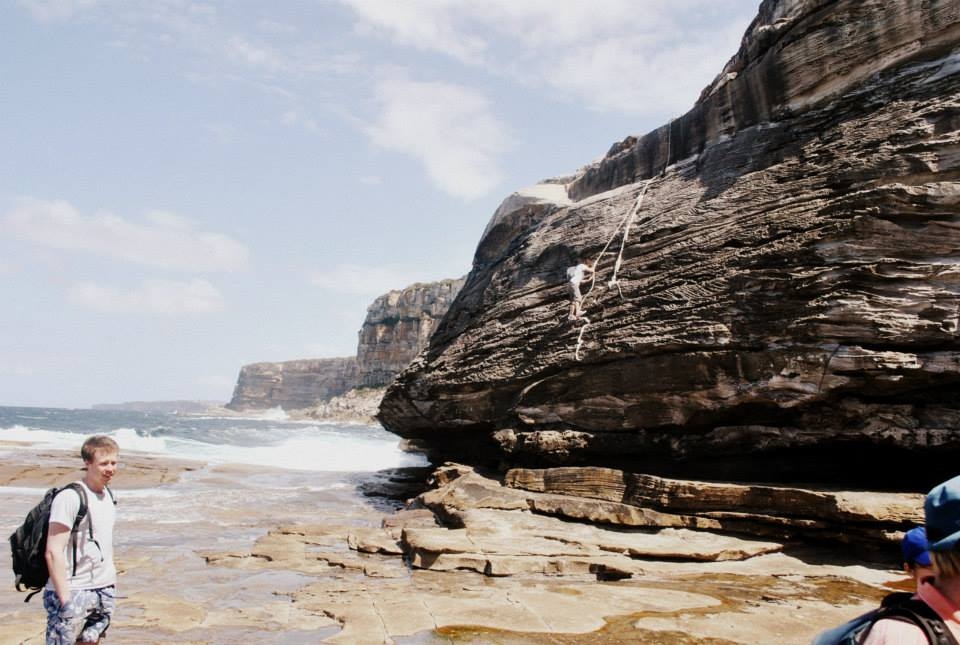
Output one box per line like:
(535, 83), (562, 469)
(0, 409), (426, 473)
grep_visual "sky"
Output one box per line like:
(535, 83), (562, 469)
(0, 0), (760, 408)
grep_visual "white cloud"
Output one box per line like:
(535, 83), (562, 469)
(281, 109), (323, 134)
(309, 263), (437, 297)
(366, 79), (508, 199)
(225, 35), (287, 73)
(68, 279), (225, 315)
(345, 1), (488, 65)
(341, 0), (757, 116)
(3, 198), (249, 272)
(342, 0), (638, 56)
(543, 26), (746, 115)
(17, 0), (102, 22)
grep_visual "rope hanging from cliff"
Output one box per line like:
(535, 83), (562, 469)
(574, 178), (654, 361)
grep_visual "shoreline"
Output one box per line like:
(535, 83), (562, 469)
(0, 445), (206, 490)
(0, 446), (910, 644)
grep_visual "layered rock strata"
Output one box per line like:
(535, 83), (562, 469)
(356, 277), (465, 387)
(226, 358), (359, 412)
(407, 465), (921, 559)
(198, 462), (914, 643)
(380, 0), (960, 489)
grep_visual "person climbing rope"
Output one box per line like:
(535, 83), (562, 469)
(568, 177), (654, 360)
(566, 256), (595, 321)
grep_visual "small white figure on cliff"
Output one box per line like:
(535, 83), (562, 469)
(566, 256), (595, 321)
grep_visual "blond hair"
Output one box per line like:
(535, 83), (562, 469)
(932, 550), (960, 580)
(81, 435), (119, 463)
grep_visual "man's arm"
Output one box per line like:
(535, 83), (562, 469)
(45, 522), (72, 604)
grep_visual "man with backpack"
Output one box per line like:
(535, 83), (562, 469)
(44, 435), (119, 645)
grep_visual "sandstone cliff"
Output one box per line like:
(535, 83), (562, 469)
(226, 358), (359, 412)
(379, 0), (960, 491)
(226, 278), (464, 413)
(357, 278), (466, 387)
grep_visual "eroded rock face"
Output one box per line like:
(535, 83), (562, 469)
(304, 387), (385, 423)
(379, 0), (960, 489)
(405, 464), (921, 552)
(226, 278), (463, 412)
(226, 358), (359, 411)
(356, 277), (465, 387)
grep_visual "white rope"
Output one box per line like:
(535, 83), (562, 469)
(574, 317), (591, 361)
(574, 178), (654, 361)
(573, 119), (675, 360)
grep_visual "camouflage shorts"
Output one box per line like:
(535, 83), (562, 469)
(44, 586), (115, 645)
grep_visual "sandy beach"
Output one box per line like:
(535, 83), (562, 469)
(0, 445), (914, 644)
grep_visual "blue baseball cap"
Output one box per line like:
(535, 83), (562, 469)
(901, 527), (931, 566)
(925, 475), (960, 552)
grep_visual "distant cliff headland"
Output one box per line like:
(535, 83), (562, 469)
(224, 277), (465, 422)
(92, 400), (225, 414)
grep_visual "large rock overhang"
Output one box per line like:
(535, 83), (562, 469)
(379, 0), (960, 490)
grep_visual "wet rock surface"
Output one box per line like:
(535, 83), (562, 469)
(0, 451), (918, 644)
(195, 463), (914, 644)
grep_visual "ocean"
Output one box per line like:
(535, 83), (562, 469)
(0, 405), (434, 644)
(0, 405), (427, 473)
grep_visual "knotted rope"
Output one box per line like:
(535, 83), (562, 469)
(574, 178), (654, 361)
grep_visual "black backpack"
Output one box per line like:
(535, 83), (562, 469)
(8, 483), (100, 602)
(812, 591), (959, 645)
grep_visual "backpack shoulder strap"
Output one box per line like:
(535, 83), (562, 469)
(58, 483), (90, 578)
(880, 591), (916, 608)
(57, 483), (88, 532)
(880, 598), (959, 645)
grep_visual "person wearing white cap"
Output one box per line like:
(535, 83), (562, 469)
(862, 475), (960, 644)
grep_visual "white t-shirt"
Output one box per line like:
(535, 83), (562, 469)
(567, 263), (589, 285)
(47, 481), (117, 590)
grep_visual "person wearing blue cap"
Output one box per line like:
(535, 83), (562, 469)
(862, 475), (960, 644)
(902, 527), (935, 591)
